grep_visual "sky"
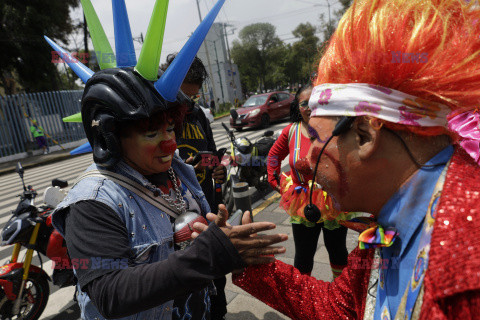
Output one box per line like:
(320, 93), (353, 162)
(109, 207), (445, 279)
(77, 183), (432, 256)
(69, 0), (343, 64)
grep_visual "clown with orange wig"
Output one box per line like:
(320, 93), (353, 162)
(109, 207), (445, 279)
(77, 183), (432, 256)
(232, 0), (480, 318)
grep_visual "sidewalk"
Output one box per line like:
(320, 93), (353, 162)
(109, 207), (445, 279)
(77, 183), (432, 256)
(224, 194), (359, 319)
(0, 149), (80, 176)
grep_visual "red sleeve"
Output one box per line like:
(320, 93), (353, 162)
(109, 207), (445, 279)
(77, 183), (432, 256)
(267, 124), (292, 189)
(233, 247), (374, 320)
(421, 287), (480, 320)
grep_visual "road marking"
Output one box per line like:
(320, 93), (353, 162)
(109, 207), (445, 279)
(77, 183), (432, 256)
(252, 193), (281, 217)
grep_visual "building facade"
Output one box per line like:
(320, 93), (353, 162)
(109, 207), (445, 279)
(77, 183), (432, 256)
(197, 23), (243, 109)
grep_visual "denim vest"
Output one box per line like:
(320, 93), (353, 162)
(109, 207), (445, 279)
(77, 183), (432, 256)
(52, 156), (211, 320)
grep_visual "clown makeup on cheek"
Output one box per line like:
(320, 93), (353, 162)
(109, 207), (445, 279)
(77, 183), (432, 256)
(323, 149), (349, 198)
(310, 145), (323, 163)
(138, 123), (177, 162)
(308, 139), (350, 208)
(142, 123), (175, 144)
(308, 125), (328, 143)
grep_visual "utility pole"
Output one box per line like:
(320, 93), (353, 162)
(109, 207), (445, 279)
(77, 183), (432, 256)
(212, 40), (225, 104)
(326, 0), (333, 39)
(195, 0), (218, 110)
(222, 23), (237, 105)
(223, 23), (233, 62)
(327, 0), (331, 26)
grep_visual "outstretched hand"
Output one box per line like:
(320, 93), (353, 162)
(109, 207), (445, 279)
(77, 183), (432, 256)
(192, 205), (288, 265)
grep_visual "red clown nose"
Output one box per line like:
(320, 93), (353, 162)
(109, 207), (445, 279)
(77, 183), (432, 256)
(295, 158), (313, 176)
(160, 139), (177, 154)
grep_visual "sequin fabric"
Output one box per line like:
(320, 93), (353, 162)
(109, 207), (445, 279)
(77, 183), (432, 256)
(233, 247), (374, 319)
(421, 148), (480, 319)
(233, 147), (480, 320)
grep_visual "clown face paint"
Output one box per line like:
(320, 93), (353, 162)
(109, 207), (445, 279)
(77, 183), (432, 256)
(307, 117), (352, 210)
(121, 120), (177, 175)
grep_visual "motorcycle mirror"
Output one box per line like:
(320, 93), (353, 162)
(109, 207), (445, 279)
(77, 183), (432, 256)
(15, 162), (24, 176)
(52, 179), (68, 189)
(15, 162), (26, 191)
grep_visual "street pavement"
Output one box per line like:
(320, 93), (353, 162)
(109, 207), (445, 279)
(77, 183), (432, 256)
(0, 117), (359, 319)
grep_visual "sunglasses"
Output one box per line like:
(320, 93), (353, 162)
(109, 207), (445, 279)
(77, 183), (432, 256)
(299, 101), (309, 109)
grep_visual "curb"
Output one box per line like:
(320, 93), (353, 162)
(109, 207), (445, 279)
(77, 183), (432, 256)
(213, 113), (230, 120)
(252, 193), (281, 217)
(0, 153), (80, 176)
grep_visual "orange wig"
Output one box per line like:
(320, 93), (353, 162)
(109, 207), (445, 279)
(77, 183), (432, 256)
(316, 0), (480, 136)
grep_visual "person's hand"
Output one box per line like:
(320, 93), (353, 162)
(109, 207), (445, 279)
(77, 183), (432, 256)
(186, 156), (206, 173)
(274, 185), (281, 193)
(192, 205), (288, 265)
(212, 164), (226, 184)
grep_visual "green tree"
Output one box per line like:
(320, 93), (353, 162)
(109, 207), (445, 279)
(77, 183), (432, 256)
(0, 0), (80, 95)
(231, 23), (285, 92)
(291, 23), (320, 82)
(282, 44), (301, 89)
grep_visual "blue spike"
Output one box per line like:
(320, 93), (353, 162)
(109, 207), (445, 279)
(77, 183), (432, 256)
(112, 0), (137, 67)
(154, 0), (225, 101)
(44, 36), (94, 83)
(70, 142), (93, 155)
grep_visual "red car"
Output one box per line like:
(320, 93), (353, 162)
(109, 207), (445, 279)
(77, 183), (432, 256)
(230, 92), (294, 130)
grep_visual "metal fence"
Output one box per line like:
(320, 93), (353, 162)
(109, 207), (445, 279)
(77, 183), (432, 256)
(0, 90), (85, 158)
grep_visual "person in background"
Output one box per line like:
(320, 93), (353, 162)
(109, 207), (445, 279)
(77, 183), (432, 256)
(210, 99), (216, 114)
(267, 84), (348, 278)
(163, 53), (228, 320)
(163, 54), (225, 214)
(30, 120), (49, 154)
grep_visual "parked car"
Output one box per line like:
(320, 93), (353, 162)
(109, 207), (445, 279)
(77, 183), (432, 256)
(229, 92), (294, 130)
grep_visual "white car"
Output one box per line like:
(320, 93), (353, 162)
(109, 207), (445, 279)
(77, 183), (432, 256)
(199, 105), (214, 123)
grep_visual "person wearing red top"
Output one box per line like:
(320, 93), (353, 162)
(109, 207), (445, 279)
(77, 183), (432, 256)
(267, 85), (348, 278)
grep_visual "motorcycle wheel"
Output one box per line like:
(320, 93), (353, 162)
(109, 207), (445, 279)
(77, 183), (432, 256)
(222, 178), (235, 214)
(0, 273), (50, 320)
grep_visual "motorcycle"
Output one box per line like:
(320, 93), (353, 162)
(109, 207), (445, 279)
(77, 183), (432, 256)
(221, 122), (276, 213)
(0, 162), (73, 320)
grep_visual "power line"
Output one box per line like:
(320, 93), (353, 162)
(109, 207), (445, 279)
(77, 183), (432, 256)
(231, 3), (340, 27)
(205, 0), (231, 26)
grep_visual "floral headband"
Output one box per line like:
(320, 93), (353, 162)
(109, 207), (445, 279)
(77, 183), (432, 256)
(309, 83), (450, 126)
(309, 83), (480, 164)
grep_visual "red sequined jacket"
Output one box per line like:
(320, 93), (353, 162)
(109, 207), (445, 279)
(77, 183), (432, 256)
(234, 148), (480, 319)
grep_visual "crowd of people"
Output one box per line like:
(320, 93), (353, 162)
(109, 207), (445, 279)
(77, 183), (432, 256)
(46, 0), (479, 319)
